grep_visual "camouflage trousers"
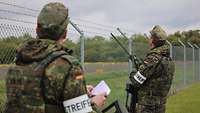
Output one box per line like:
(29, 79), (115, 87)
(136, 104), (166, 113)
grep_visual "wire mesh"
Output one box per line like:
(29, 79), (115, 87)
(172, 46), (184, 91)
(0, 10), (199, 112)
(0, 23), (36, 64)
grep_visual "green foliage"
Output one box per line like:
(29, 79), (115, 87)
(131, 34), (148, 43)
(1, 29), (200, 63)
(85, 36), (108, 62)
(167, 29), (200, 46)
(83, 35), (134, 62)
(0, 33), (32, 64)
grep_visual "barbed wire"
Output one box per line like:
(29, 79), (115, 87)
(0, 9), (37, 17)
(0, 9), (117, 34)
(72, 18), (117, 29)
(0, 16), (36, 24)
(0, 23), (83, 40)
(0, 16), (131, 38)
(0, 1), (39, 12)
(71, 18), (137, 34)
(84, 31), (110, 37)
(76, 24), (114, 32)
(0, 1), (136, 34)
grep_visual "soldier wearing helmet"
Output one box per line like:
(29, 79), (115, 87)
(5, 2), (105, 113)
(149, 25), (168, 49)
(129, 25), (175, 113)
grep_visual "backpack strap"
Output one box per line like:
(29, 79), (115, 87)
(59, 55), (83, 101)
(34, 51), (68, 106)
(37, 51), (83, 111)
(34, 51), (68, 71)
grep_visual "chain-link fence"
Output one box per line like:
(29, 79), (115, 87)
(0, 22), (84, 112)
(0, 23), (36, 64)
(170, 42), (200, 94)
(0, 22), (200, 112)
(0, 23), (36, 112)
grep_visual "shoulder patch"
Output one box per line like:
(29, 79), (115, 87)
(61, 55), (84, 80)
(145, 53), (161, 64)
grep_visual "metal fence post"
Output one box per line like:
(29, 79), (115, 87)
(188, 42), (195, 82)
(178, 39), (186, 85)
(69, 20), (85, 70)
(128, 38), (133, 74)
(166, 40), (173, 58)
(116, 28), (133, 73)
(194, 44), (200, 81)
(166, 40), (174, 92)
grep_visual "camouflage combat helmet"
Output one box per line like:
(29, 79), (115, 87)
(150, 25), (167, 39)
(37, 2), (69, 40)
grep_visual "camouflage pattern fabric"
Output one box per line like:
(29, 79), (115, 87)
(129, 43), (175, 113)
(150, 25), (167, 39)
(37, 2), (69, 40)
(5, 39), (100, 113)
(136, 104), (165, 113)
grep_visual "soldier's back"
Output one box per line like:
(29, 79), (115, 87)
(5, 38), (86, 113)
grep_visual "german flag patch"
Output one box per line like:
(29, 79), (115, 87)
(74, 69), (84, 80)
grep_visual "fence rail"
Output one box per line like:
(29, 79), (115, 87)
(0, 22), (200, 112)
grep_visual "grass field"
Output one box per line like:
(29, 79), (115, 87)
(166, 82), (200, 113)
(85, 71), (200, 113)
(86, 71), (128, 109)
(0, 80), (6, 112)
(0, 80), (6, 103)
(0, 70), (200, 113)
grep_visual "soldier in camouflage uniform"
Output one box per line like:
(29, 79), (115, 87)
(5, 2), (105, 113)
(129, 25), (175, 113)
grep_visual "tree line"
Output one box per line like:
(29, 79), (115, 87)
(0, 29), (200, 63)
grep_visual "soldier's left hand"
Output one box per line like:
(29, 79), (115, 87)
(86, 85), (94, 96)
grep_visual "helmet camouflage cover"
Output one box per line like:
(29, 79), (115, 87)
(150, 25), (167, 39)
(37, 2), (69, 40)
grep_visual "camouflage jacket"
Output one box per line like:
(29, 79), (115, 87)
(129, 43), (175, 105)
(5, 39), (100, 113)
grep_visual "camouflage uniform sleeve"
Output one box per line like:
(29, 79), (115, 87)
(45, 57), (102, 113)
(129, 53), (161, 88)
(44, 57), (87, 103)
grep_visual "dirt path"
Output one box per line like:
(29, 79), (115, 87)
(0, 63), (129, 80)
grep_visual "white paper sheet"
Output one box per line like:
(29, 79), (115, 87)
(91, 80), (111, 96)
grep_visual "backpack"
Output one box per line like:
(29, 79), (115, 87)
(5, 51), (69, 113)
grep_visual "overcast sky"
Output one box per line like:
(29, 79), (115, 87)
(0, 0), (199, 38)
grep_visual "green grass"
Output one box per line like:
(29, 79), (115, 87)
(171, 63), (200, 91)
(85, 71), (128, 109)
(0, 80), (6, 102)
(166, 82), (200, 113)
(0, 80), (6, 113)
(85, 71), (200, 113)
(0, 70), (200, 113)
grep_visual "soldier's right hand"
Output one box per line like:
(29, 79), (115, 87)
(91, 92), (106, 108)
